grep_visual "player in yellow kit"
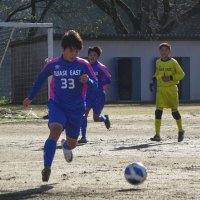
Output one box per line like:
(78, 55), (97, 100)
(149, 42), (185, 142)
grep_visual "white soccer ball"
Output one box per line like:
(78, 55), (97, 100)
(124, 162), (147, 185)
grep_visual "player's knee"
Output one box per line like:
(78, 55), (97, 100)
(93, 115), (100, 122)
(68, 142), (77, 149)
(67, 140), (77, 149)
(172, 111), (181, 120)
(49, 123), (63, 141)
(155, 109), (163, 119)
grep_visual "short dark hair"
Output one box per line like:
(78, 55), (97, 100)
(61, 30), (83, 50)
(159, 42), (171, 51)
(88, 46), (102, 56)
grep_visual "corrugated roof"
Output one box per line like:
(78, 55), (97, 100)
(10, 32), (200, 46)
(79, 33), (200, 40)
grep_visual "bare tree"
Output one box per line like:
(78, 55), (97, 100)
(5, 0), (56, 23)
(1, 0), (200, 35)
(92, 0), (200, 34)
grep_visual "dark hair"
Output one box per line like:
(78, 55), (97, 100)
(88, 46), (102, 56)
(61, 30), (83, 50)
(159, 42), (171, 51)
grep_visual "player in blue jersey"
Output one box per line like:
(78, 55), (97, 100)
(22, 30), (97, 182)
(78, 46), (111, 144)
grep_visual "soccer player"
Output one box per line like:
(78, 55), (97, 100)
(22, 30), (97, 182)
(78, 46), (111, 144)
(149, 42), (185, 142)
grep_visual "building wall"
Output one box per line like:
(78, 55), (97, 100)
(10, 39), (199, 104)
(55, 40), (200, 103)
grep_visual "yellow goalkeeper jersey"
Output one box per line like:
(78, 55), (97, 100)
(154, 58), (185, 87)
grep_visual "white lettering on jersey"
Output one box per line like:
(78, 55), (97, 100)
(70, 70), (81, 76)
(54, 70), (68, 76)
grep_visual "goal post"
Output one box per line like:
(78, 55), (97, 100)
(0, 22), (54, 65)
(0, 22), (53, 104)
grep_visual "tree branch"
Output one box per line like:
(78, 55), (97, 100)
(38, 0), (56, 22)
(115, 0), (141, 32)
(160, 1), (200, 33)
(5, 0), (43, 22)
(159, 0), (171, 26)
(91, 0), (128, 33)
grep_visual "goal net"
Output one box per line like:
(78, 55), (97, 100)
(0, 22), (53, 104)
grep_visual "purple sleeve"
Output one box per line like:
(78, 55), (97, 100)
(82, 62), (98, 89)
(98, 65), (111, 87)
(28, 64), (51, 100)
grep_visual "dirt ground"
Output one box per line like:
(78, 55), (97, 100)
(0, 104), (200, 200)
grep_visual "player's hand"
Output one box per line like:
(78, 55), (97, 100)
(80, 74), (89, 84)
(149, 82), (154, 92)
(162, 75), (171, 82)
(22, 98), (32, 108)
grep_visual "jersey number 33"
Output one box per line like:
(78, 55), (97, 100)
(61, 78), (75, 89)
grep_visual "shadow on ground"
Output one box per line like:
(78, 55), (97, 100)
(116, 188), (142, 192)
(113, 142), (177, 151)
(0, 184), (56, 200)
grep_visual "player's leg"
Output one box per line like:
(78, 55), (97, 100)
(61, 135), (77, 162)
(151, 87), (163, 141)
(42, 101), (66, 182)
(171, 108), (184, 142)
(93, 92), (110, 129)
(150, 108), (163, 141)
(79, 108), (91, 143)
(61, 111), (83, 162)
(169, 85), (184, 142)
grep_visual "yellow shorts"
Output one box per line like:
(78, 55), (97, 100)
(156, 85), (179, 109)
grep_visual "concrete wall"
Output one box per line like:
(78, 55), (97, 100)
(54, 40), (200, 102)
(10, 39), (198, 103)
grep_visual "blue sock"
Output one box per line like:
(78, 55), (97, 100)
(100, 115), (106, 122)
(62, 140), (71, 150)
(81, 117), (87, 138)
(43, 138), (57, 168)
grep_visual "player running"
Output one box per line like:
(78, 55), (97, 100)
(78, 46), (111, 144)
(149, 42), (185, 142)
(22, 30), (97, 182)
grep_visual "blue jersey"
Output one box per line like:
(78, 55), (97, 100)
(87, 61), (111, 95)
(85, 61), (111, 113)
(28, 56), (97, 110)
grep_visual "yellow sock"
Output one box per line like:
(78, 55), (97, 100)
(155, 119), (161, 136)
(176, 119), (184, 132)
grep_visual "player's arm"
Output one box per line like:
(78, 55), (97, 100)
(171, 61), (185, 81)
(23, 65), (51, 108)
(80, 63), (97, 89)
(98, 66), (111, 87)
(149, 75), (156, 92)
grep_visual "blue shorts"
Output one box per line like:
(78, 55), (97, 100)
(86, 91), (105, 115)
(48, 100), (84, 139)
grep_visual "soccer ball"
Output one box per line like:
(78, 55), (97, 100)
(124, 162), (147, 185)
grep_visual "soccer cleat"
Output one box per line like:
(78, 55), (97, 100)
(78, 137), (88, 144)
(150, 135), (161, 142)
(42, 167), (51, 182)
(61, 139), (73, 163)
(104, 115), (111, 129)
(178, 131), (185, 142)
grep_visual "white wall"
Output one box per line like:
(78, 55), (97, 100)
(53, 40), (200, 102)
